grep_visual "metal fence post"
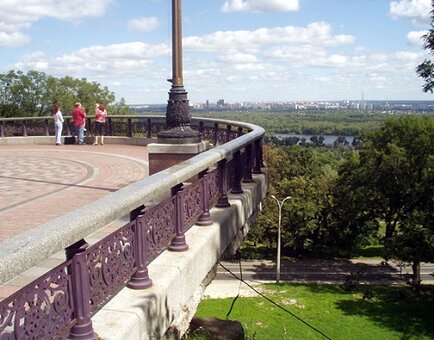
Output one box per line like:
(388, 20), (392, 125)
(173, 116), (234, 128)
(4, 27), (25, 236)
(66, 240), (96, 340)
(147, 118), (152, 138)
(169, 184), (189, 251)
(197, 171), (212, 226)
(127, 118), (132, 137)
(44, 119), (50, 136)
(22, 120), (27, 137)
(231, 150), (243, 194)
(127, 206), (153, 289)
(216, 159), (230, 208)
(243, 143), (254, 183)
(252, 139), (263, 173)
(213, 122), (219, 145)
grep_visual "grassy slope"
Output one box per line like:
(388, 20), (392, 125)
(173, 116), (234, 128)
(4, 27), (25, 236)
(194, 284), (434, 340)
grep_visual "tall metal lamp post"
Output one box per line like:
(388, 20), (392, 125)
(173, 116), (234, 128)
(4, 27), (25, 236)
(157, 0), (201, 144)
(271, 195), (291, 284)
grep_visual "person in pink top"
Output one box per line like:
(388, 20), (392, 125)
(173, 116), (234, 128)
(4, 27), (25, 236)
(93, 103), (108, 145)
(71, 102), (86, 144)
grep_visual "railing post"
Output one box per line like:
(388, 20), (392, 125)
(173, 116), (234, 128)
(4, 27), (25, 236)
(253, 138), (264, 174)
(199, 121), (204, 135)
(225, 124), (231, 142)
(108, 117), (113, 136)
(197, 171), (212, 226)
(127, 118), (133, 137)
(127, 205), (153, 289)
(147, 118), (152, 138)
(0, 121), (4, 137)
(213, 122), (219, 145)
(86, 118), (92, 135)
(216, 159), (230, 208)
(169, 184), (189, 251)
(243, 143), (254, 183)
(231, 150), (243, 194)
(65, 240), (97, 340)
(22, 120), (27, 137)
(66, 118), (71, 135)
(44, 119), (50, 136)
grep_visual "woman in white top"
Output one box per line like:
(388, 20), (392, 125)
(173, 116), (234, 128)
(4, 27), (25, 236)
(52, 103), (64, 145)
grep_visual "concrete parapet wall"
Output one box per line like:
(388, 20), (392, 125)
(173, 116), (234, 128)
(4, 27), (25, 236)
(92, 172), (268, 339)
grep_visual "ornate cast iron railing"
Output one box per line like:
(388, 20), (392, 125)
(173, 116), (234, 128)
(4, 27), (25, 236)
(0, 115), (250, 146)
(0, 115), (265, 339)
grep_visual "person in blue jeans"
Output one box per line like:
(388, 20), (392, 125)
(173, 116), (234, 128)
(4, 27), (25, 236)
(71, 102), (86, 144)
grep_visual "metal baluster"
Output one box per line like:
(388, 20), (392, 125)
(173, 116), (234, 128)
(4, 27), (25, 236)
(243, 143), (254, 183)
(197, 171), (212, 226)
(66, 239), (97, 340)
(231, 150), (243, 194)
(169, 184), (189, 251)
(216, 159), (230, 207)
(127, 206), (153, 289)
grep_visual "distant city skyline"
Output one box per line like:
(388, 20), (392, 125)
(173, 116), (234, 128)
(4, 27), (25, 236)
(1, 0), (434, 104)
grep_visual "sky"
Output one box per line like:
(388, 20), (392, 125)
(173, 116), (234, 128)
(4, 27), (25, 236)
(1, 0), (433, 105)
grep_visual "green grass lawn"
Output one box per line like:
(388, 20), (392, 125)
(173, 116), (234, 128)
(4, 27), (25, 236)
(192, 284), (434, 340)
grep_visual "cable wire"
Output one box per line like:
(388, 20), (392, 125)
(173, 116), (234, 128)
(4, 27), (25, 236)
(219, 262), (332, 340)
(226, 254), (243, 320)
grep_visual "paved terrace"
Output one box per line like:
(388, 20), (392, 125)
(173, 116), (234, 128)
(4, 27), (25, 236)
(0, 143), (149, 299)
(0, 144), (149, 242)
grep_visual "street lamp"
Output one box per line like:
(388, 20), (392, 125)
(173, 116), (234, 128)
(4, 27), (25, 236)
(271, 195), (291, 284)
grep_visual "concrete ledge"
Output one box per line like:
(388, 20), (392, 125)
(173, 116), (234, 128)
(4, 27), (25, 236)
(92, 172), (268, 339)
(147, 141), (211, 154)
(0, 136), (153, 146)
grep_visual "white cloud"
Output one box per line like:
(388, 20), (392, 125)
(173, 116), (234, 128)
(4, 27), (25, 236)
(389, 0), (431, 25)
(0, 31), (31, 47)
(184, 22), (355, 52)
(221, 0), (299, 13)
(407, 30), (427, 46)
(128, 17), (160, 32)
(12, 42), (170, 78)
(0, 0), (114, 47)
(220, 49), (258, 63)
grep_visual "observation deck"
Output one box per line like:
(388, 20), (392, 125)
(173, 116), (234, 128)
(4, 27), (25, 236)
(0, 115), (268, 339)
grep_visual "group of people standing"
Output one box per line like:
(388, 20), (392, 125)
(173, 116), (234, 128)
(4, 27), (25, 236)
(52, 102), (108, 145)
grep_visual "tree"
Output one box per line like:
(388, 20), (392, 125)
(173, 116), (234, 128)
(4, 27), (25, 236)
(335, 116), (434, 283)
(416, 0), (434, 92)
(252, 144), (342, 256)
(0, 70), (122, 118)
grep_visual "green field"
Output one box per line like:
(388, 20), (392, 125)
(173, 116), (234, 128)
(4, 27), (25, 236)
(192, 284), (434, 340)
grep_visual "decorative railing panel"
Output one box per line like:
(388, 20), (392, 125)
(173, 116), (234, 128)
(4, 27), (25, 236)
(179, 180), (204, 233)
(87, 222), (136, 310)
(0, 262), (74, 339)
(207, 167), (220, 207)
(142, 196), (177, 262)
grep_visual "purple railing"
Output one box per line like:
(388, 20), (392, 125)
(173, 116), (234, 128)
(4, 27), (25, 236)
(0, 116), (265, 339)
(0, 115), (251, 146)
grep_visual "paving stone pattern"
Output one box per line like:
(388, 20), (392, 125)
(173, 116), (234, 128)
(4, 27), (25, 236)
(0, 144), (149, 243)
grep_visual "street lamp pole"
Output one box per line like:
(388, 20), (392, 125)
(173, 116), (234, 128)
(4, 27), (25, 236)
(271, 195), (291, 284)
(157, 0), (201, 144)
